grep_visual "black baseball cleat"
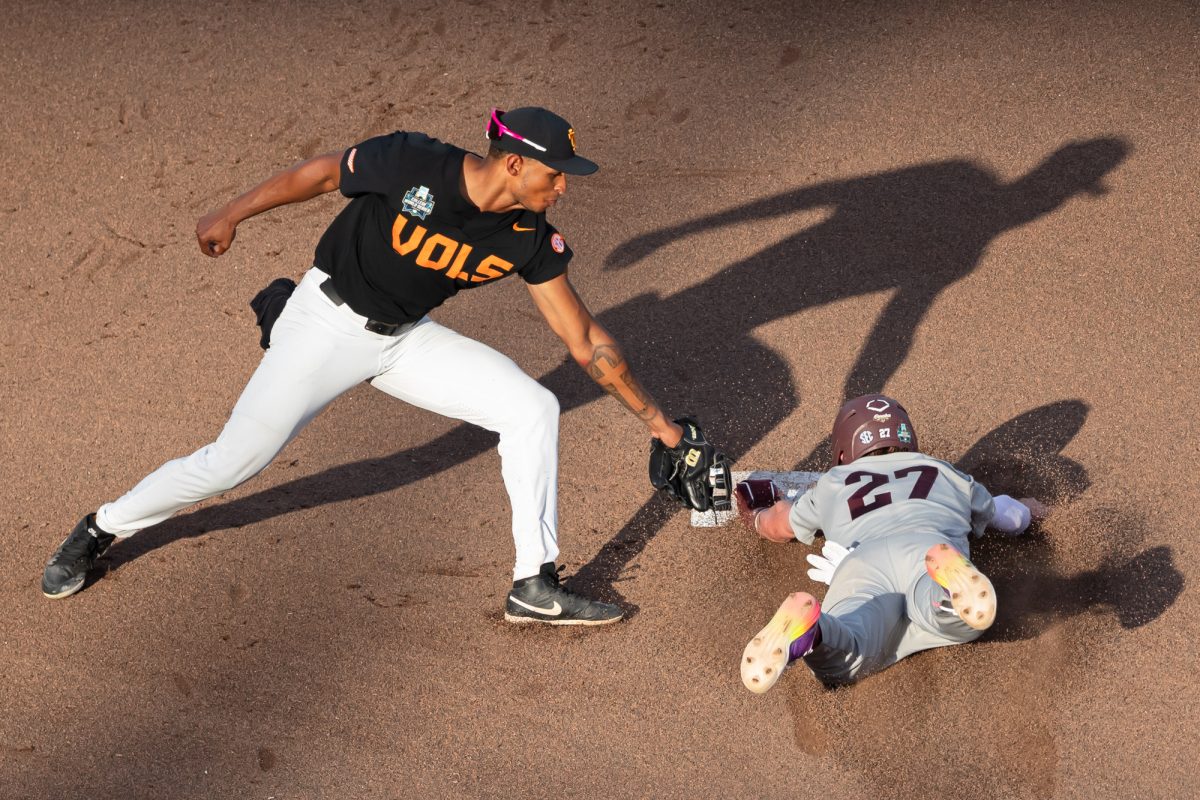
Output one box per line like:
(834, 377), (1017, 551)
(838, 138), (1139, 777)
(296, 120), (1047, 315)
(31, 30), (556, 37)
(42, 514), (117, 599)
(504, 563), (624, 626)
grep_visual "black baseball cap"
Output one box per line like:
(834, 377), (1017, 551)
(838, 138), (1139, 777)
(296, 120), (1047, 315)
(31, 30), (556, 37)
(486, 106), (599, 175)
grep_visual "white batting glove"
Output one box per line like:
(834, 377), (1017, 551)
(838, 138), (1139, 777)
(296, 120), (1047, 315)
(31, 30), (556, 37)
(805, 541), (853, 585)
(989, 494), (1034, 535)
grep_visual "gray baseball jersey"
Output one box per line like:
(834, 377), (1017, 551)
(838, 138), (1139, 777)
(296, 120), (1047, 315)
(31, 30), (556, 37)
(788, 451), (995, 550)
(785, 451), (998, 684)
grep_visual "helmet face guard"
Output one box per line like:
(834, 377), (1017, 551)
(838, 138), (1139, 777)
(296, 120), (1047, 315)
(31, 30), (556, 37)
(831, 394), (918, 468)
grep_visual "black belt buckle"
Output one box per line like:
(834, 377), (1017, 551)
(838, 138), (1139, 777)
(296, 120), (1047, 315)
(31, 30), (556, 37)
(365, 319), (401, 336)
(322, 277), (405, 336)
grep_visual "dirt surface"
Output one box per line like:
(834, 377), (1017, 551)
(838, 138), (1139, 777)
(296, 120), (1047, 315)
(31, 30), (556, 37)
(2, 1), (1197, 798)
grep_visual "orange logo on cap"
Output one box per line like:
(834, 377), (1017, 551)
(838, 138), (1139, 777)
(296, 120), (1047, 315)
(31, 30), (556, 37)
(567, 128), (577, 152)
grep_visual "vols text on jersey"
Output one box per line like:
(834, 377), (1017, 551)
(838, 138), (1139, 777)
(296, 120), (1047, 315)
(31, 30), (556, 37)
(391, 215), (515, 283)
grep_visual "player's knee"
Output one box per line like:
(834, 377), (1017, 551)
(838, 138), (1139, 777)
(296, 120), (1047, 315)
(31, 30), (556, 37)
(192, 438), (276, 492)
(526, 386), (560, 444)
(528, 383), (560, 424)
(502, 382), (559, 432)
(490, 387), (557, 475)
(477, 380), (559, 444)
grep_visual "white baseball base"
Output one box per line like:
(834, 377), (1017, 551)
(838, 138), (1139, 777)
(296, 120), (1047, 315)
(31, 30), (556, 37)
(691, 470), (823, 527)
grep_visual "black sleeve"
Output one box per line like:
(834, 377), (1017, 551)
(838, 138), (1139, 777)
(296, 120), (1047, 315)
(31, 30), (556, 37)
(338, 131), (413, 201)
(519, 225), (573, 285)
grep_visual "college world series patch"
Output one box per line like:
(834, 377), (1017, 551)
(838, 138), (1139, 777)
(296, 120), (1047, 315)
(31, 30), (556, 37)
(402, 185), (435, 219)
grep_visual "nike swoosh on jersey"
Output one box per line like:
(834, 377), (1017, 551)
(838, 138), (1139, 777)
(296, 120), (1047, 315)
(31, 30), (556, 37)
(512, 223), (536, 232)
(509, 596), (563, 615)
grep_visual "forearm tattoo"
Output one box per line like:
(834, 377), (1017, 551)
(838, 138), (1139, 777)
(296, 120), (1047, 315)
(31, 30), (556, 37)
(587, 344), (657, 421)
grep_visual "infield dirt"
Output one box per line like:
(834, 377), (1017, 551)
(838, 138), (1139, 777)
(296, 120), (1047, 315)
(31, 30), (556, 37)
(1, 2), (1196, 798)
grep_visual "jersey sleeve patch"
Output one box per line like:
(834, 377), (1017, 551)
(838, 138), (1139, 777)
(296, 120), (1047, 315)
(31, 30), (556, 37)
(340, 132), (416, 200)
(519, 225), (572, 285)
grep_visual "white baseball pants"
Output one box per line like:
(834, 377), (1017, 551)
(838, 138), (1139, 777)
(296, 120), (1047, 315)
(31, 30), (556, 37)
(97, 267), (561, 580)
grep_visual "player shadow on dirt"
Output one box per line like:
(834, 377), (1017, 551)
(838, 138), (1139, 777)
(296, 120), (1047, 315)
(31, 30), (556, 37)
(950, 400), (1183, 641)
(566, 136), (1132, 606)
(102, 138), (1159, 624)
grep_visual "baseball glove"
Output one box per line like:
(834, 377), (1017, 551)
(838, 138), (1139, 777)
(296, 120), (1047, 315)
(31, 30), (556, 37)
(649, 417), (732, 512)
(249, 277), (297, 350)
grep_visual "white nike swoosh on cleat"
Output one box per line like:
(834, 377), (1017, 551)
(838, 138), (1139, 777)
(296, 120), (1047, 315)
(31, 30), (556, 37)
(509, 596), (563, 616)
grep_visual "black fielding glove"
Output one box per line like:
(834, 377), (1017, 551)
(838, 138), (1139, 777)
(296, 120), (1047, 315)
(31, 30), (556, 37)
(649, 417), (733, 512)
(249, 277), (297, 350)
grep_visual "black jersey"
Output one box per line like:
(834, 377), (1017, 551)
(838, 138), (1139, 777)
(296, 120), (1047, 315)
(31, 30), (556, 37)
(313, 132), (573, 324)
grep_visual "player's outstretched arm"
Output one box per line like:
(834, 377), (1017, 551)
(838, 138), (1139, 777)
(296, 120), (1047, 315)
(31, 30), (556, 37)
(734, 479), (795, 542)
(985, 494), (1050, 536)
(526, 273), (683, 447)
(750, 501), (796, 543)
(195, 151), (343, 257)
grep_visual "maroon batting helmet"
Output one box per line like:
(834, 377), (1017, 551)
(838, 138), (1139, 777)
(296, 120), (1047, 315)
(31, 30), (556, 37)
(830, 394), (919, 467)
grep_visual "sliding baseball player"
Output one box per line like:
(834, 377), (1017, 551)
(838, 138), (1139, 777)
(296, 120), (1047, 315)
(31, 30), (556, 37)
(735, 394), (1045, 690)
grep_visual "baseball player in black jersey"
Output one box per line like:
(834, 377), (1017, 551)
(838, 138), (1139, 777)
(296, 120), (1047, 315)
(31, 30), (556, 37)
(42, 107), (694, 626)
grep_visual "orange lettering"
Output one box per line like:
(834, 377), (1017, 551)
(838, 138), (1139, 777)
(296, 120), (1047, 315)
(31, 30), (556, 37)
(416, 234), (457, 271)
(446, 243), (474, 280)
(390, 216), (515, 283)
(471, 254), (515, 282)
(391, 216), (427, 255)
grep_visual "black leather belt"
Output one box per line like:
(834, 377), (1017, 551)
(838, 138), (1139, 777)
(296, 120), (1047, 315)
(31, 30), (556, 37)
(320, 278), (415, 336)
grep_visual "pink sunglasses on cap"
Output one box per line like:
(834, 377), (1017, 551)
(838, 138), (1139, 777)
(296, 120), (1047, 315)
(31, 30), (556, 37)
(485, 107), (548, 153)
